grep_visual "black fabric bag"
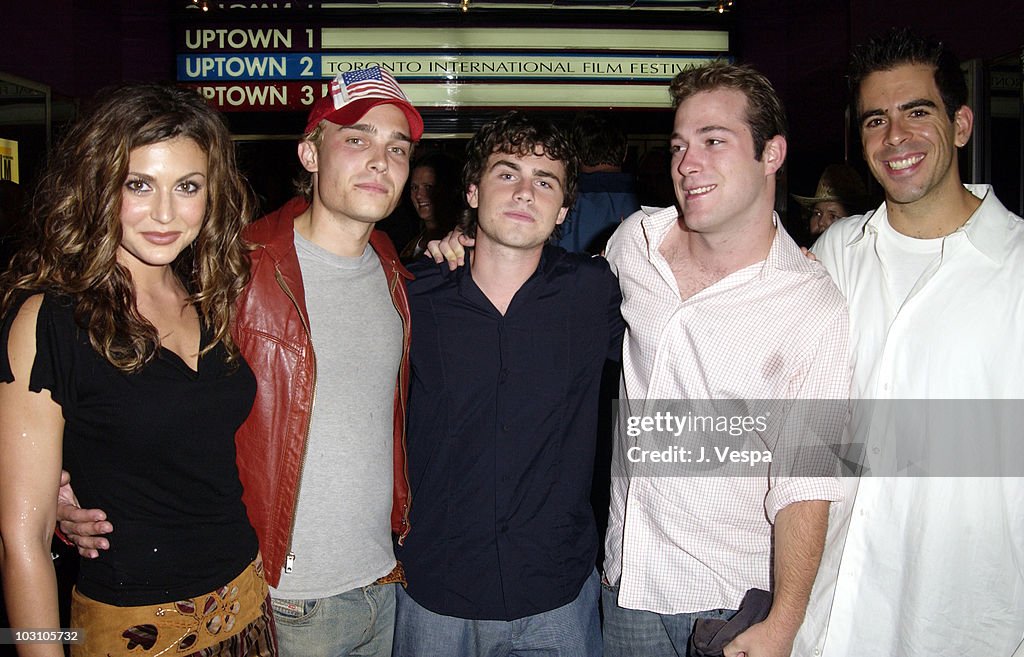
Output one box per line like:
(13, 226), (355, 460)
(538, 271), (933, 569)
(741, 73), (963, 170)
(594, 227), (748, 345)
(689, 588), (773, 657)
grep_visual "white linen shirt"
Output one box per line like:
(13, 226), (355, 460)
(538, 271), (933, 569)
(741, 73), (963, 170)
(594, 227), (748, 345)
(797, 185), (1024, 657)
(603, 206), (851, 614)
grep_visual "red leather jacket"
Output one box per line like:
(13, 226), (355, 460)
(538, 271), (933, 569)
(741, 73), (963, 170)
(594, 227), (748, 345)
(233, 197), (413, 587)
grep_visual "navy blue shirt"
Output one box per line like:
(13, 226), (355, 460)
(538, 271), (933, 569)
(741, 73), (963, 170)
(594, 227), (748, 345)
(556, 172), (639, 254)
(398, 245), (625, 621)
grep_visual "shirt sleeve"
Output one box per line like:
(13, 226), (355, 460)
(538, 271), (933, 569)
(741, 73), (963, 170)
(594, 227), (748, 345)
(809, 214), (865, 295)
(765, 303), (852, 522)
(0, 293), (76, 411)
(603, 211), (633, 277)
(604, 261), (626, 363)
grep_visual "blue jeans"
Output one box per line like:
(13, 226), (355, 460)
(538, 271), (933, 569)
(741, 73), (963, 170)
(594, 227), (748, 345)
(393, 569), (602, 657)
(270, 582), (396, 657)
(601, 583), (736, 657)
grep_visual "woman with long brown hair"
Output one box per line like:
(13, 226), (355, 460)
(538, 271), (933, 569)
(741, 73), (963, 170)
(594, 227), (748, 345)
(0, 83), (275, 656)
(400, 151), (463, 262)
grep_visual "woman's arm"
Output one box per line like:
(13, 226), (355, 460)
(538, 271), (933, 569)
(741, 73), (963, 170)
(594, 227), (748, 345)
(0, 295), (66, 657)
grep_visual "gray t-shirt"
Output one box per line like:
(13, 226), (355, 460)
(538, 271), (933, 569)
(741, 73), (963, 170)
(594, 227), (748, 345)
(270, 231), (402, 599)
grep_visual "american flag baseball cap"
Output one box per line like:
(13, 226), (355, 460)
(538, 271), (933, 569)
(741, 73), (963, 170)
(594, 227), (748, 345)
(305, 66), (424, 140)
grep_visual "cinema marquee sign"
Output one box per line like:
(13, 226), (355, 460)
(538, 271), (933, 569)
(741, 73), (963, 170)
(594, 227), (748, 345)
(177, 25), (730, 110)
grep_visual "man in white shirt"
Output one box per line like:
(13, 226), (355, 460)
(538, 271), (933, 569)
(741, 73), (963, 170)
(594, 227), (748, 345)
(795, 28), (1024, 657)
(601, 61), (851, 657)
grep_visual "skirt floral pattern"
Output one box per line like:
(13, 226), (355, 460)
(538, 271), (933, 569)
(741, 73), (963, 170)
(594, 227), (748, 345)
(71, 558), (275, 656)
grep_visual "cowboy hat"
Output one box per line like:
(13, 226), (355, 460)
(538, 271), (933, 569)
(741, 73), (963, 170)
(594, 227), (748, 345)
(792, 163), (870, 211)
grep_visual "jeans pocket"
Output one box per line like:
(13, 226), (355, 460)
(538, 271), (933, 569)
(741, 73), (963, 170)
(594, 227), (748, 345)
(270, 596), (319, 622)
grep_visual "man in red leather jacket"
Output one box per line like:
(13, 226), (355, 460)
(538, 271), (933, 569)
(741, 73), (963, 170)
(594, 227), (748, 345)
(57, 67), (422, 657)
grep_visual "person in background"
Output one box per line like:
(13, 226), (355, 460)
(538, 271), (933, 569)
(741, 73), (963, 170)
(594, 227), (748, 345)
(792, 163), (872, 237)
(400, 151), (462, 261)
(0, 82), (274, 657)
(556, 112), (639, 255)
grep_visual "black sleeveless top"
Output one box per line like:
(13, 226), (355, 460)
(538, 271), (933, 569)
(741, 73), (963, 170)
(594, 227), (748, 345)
(1, 293), (258, 606)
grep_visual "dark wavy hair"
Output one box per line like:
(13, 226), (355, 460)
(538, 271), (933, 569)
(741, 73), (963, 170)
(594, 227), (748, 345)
(669, 60), (788, 162)
(460, 111), (579, 238)
(849, 27), (967, 123)
(572, 112), (628, 168)
(1, 83), (253, 372)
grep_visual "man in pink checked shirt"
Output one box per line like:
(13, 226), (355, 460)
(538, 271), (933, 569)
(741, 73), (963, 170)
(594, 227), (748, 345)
(597, 61), (851, 657)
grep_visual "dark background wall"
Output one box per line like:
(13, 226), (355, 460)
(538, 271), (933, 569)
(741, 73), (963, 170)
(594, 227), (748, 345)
(2, 0), (174, 98)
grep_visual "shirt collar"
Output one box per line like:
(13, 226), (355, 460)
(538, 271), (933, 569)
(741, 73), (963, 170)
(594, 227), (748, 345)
(847, 185), (1011, 264)
(959, 185), (1014, 263)
(456, 243), (563, 304)
(637, 204), (683, 251)
(639, 207), (811, 276)
(764, 213), (817, 274)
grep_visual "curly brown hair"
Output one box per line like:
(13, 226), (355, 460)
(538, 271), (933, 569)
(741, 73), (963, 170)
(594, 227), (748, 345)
(460, 111), (578, 238)
(1, 83), (253, 372)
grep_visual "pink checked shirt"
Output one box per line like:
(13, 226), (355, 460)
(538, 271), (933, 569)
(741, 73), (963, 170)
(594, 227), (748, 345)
(603, 206), (851, 614)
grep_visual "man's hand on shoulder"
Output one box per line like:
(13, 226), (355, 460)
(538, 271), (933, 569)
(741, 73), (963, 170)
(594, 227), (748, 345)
(57, 469), (113, 559)
(425, 228), (474, 270)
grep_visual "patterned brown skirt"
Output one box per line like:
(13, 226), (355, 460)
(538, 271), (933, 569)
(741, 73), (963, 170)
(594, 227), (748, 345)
(71, 558), (276, 656)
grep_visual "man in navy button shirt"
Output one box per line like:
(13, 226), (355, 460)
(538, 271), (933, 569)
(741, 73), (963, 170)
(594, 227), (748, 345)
(393, 111), (625, 657)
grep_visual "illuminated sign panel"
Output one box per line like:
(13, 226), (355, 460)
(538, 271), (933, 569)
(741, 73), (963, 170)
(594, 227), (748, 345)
(177, 25), (729, 110)
(317, 27), (727, 51)
(0, 139), (19, 184)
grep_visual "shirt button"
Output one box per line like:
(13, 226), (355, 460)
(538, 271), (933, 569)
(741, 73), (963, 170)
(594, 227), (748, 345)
(872, 446), (880, 454)
(503, 424), (511, 432)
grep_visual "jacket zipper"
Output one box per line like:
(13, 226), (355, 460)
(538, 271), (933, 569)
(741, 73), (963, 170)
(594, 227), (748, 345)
(275, 267), (317, 573)
(391, 265), (413, 544)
